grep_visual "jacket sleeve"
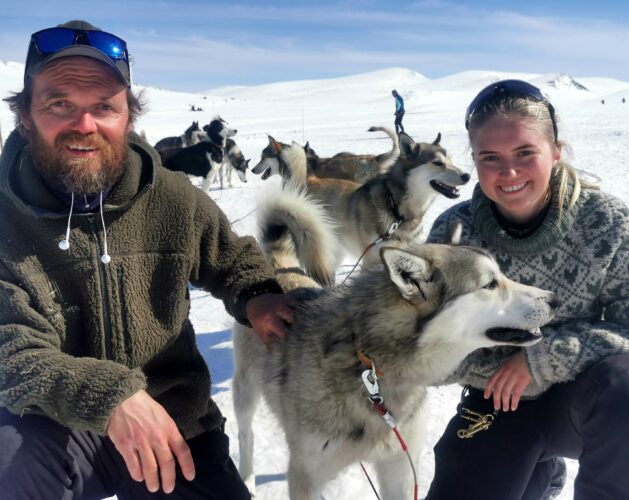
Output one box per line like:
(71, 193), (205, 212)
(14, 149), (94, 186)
(525, 232), (629, 392)
(0, 263), (147, 434)
(189, 190), (282, 325)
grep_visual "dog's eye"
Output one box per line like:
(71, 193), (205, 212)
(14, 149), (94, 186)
(483, 278), (498, 290)
(433, 161), (444, 168)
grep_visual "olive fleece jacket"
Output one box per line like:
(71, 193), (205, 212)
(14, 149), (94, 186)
(0, 130), (281, 436)
(428, 173), (629, 397)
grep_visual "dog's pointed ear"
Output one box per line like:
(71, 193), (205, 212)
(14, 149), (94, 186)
(381, 247), (431, 300)
(448, 220), (463, 245)
(304, 141), (310, 151)
(432, 132), (442, 146)
(398, 132), (416, 157)
(268, 135), (282, 154)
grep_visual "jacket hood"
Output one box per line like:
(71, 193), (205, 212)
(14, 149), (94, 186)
(0, 129), (159, 219)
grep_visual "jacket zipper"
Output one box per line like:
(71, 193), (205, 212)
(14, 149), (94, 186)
(117, 265), (132, 359)
(87, 215), (113, 360)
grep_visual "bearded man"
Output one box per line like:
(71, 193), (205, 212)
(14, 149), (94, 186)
(0, 20), (292, 499)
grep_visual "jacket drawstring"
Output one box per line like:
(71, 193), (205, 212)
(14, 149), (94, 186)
(58, 192), (74, 251)
(99, 191), (111, 264)
(58, 191), (111, 265)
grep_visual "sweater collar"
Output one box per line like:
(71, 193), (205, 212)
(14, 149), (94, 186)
(471, 169), (588, 255)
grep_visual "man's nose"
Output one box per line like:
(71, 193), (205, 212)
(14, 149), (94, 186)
(70, 112), (98, 135)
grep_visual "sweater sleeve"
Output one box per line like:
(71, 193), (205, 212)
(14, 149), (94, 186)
(189, 189), (282, 324)
(0, 264), (147, 435)
(525, 232), (629, 392)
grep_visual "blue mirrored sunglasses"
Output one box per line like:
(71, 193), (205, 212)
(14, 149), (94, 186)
(26, 27), (130, 85)
(31, 27), (128, 60)
(465, 79), (558, 141)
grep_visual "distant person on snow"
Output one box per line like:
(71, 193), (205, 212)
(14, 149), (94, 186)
(392, 89), (405, 134)
(0, 19), (294, 499)
(425, 80), (629, 500)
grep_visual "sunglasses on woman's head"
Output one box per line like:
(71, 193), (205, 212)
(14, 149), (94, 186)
(465, 80), (558, 141)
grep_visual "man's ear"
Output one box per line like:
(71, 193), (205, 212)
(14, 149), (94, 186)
(19, 113), (31, 131)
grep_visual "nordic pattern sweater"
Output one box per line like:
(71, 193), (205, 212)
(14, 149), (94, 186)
(427, 172), (629, 397)
(0, 130), (281, 436)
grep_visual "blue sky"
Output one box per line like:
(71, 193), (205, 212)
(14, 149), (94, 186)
(2, 0), (628, 91)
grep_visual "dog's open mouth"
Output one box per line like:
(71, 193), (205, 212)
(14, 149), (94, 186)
(261, 167), (272, 180)
(430, 180), (460, 199)
(485, 327), (542, 343)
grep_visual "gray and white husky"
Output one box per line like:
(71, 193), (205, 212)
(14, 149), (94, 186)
(232, 187), (558, 500)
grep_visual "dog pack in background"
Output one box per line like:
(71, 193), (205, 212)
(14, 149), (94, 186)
(159, 117), (248, 190)
(252, 129), (470, 264)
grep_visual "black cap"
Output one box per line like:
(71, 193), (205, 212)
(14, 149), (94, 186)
(25, 20), (131, 87)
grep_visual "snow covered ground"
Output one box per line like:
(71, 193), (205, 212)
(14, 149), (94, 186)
(1, 62), (628, 499)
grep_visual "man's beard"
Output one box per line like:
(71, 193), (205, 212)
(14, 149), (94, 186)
(28, 128), (128, 194)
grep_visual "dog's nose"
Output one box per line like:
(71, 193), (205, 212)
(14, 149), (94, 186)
(461, 173), (471, 183)
(547, 292), (561, 310)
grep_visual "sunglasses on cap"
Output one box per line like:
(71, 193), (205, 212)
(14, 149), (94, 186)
(25, 27), (130, 86)
(465, 79), (558, 141)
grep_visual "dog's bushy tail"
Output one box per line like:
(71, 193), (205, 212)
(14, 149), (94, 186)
(367, 126), (400, 173)
(257, 183), (340, 286)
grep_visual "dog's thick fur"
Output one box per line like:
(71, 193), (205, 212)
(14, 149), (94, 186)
(304, 126), (399, 182)
(233, 189), (558, 499)
(154, 121), (203, 162)
(252, 132), (471, 260)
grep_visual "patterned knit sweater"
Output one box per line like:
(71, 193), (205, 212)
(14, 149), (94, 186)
(427, 172), (629, 397)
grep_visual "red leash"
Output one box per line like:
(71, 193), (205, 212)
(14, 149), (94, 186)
(359, 359), (419, 500)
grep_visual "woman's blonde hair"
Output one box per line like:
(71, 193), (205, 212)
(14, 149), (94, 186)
(467, 96), (593, 219)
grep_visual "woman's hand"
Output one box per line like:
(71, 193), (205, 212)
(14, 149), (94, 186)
(484, 351), (532, 411)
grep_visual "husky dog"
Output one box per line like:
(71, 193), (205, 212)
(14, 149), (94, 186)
(251, 137), (309, 184)
(154, 121), (203, 162)
(162, 140), (224, 192)
(252, 127), (398, 183)
(203, 116), (237, 149)
(217, 137), (250, 187)
(253, 133), (470, 260)
(304, 126), (399, 183)
(233, 190), (558, 499)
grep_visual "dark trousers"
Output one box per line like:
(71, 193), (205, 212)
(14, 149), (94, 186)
(0, 409), (251, 500)
(394, 111), (405, 134)
(426, 354), (629, 500)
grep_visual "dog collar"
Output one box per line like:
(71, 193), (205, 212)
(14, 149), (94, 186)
(386, 187), (405, 224)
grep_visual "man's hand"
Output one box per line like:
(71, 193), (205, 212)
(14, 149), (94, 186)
(107, 390), (195, 494)
(246, 293), (295, 348)
(484, 351), (532, 412)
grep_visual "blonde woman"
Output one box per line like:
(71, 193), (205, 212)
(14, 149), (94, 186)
(426, 80), (629, 500)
